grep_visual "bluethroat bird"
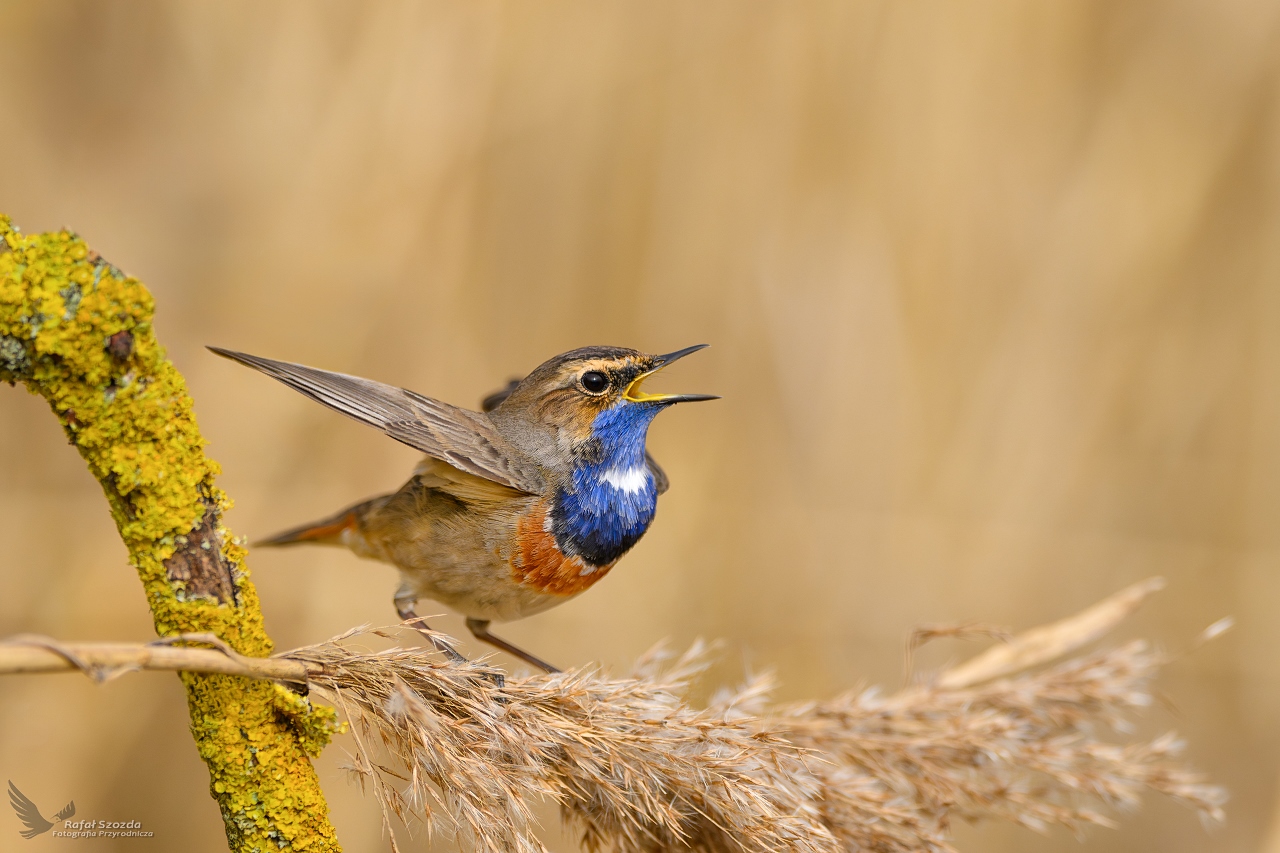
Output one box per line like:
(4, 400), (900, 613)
(208, 345), (716, 672)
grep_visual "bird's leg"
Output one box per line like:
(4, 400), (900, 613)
(394, 592), (467, 665)
(466, 618), (561, 673)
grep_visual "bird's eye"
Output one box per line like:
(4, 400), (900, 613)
(580, 371), (610, 395)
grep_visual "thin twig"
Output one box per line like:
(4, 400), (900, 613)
(0, 635), (315, 683)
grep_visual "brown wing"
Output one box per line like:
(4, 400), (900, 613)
(209, 348), (546, 494)
(411, 456), (526, 505)
(481, 376), (668, 494)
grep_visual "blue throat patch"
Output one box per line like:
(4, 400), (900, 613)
(551, 402), (661, 567)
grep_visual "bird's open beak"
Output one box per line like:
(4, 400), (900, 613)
(624, 344), (719, 404)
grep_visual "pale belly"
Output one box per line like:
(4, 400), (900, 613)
(399, 538), (575, 624)
(344, 483), (602, 623)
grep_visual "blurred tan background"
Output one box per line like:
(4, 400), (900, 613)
(1, 1), (1278, 850)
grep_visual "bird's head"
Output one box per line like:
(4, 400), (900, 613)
(488, 344), (716, 470)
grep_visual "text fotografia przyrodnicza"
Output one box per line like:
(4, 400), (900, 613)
(53, 819), (153, 839)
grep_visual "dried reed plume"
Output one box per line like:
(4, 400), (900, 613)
(278, 577), (1225, 853)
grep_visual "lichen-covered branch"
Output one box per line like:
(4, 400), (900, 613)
(0, 215), (341, 852)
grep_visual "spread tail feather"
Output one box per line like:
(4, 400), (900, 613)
(255, 499), (381, 548)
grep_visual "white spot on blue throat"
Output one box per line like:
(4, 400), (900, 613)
(601, 465), (649, 495)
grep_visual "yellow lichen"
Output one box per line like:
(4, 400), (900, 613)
(0, 215), (341, 852)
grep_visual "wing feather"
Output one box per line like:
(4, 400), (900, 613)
(412, 456), (525, 504)
(209, 348), (546, 494)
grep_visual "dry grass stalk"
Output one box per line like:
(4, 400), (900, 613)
(276, 577), (1224, 853)
(904, 622), (1013, 686)
(291, 636), (833, 853)
(0, 578), (1218, 851)
(938, 576), (1166, 689)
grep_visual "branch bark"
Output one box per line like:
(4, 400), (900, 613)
(0, 216), (341, 852)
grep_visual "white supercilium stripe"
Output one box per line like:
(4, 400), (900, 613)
(601, 465), (649, 495)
